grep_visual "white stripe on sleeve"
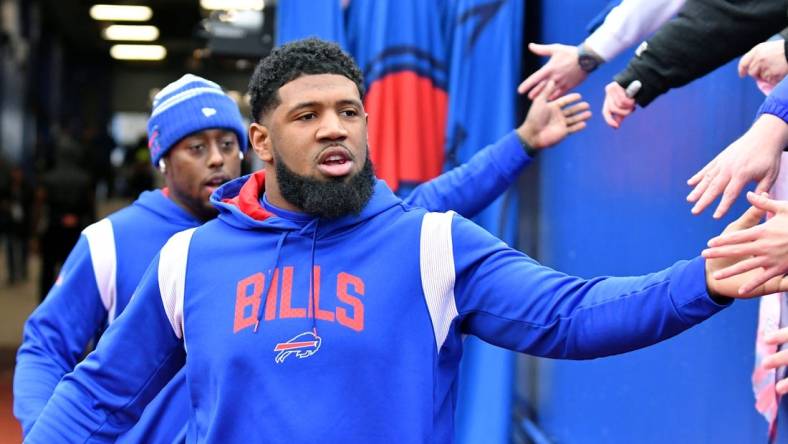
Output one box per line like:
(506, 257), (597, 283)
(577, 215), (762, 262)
(158, 228), (196, 339)
(420, 211), (459, 352)
(83, 219), (118, 323)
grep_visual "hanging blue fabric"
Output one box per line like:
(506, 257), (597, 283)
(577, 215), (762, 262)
(443, 1), (523, 443)
(275, 0), (347, 49)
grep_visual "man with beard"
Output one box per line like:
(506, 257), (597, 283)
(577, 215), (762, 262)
(15, 65), (587, 441)
(24, 38), (772, 443)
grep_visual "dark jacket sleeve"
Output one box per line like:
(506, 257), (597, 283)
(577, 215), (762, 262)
(780, 28), (788, 63)
(614, 0), (788, 107)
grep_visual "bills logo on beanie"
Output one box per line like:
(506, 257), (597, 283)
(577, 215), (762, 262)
(148, 128), (161, 154)
(146, 74), (248, 165)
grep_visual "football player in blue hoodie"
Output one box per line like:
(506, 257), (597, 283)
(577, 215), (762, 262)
(15, 53), (593, 441)
(13, 74), (249, 443)
(26, 36), (788, 444)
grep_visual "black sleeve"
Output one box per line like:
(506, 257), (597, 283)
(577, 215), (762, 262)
(781, 27), (788, 63)
(614, 0), (788, 107)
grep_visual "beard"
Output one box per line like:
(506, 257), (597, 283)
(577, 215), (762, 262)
(275, 150), (376, 219)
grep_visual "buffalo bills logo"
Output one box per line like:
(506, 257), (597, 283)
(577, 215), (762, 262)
(148, 127), (162, 159)
(274, 329), (321, 364)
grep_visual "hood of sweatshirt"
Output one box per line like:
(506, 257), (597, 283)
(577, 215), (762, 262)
(210, 170), (403, 238)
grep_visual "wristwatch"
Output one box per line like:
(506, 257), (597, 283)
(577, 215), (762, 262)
(577, 44), (604, 73)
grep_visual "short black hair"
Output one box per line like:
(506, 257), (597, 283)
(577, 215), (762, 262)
(248, 38), (365, 123)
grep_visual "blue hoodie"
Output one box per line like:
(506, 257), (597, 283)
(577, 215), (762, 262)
(26, 166), (729, 443)
(759, 76), (788, 123)
(17, 130), (533, 442)
(14, 189), (199, 443)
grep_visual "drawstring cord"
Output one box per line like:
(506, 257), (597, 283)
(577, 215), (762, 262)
(309, 219), (320, 334)
(254, 231), (288, 333)
(252, 218), (320, 334)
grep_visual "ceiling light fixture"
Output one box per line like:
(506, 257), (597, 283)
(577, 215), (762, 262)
(102, 25), (159, 41)
(90, 5), (153, 21)
(110, 44), (166, 61)
(200, 0), (264, 11)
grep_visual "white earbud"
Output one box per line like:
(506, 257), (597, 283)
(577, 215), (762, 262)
(238, 151), (244, 160)
(158, 159), (166, 174)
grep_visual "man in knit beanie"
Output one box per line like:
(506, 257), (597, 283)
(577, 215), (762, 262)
(147, 74), (249, 221)
(17, 63), (587, 441)
(14, 74), (250, 442)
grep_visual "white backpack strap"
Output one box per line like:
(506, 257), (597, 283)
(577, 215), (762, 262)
(420, 211), (459, 352)
(158, 228), (196, 340)
(82, 219), (118, 323)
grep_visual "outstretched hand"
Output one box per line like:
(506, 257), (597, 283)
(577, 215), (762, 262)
(602, 81), (635, 129)
(517, 43), (588, 101)
(762, 327), (788, 394)
(703, 192), (788, 295)
(686, 114), (786, 219)
(705, 197), (788, 298)
(516, 80), (592, 150)
(739, 40), (788, 93)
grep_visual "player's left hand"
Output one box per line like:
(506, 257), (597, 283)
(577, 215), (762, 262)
(517, 80), (592, 150)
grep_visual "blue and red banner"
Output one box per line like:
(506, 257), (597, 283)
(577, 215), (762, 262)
(345, 1), (449, 192)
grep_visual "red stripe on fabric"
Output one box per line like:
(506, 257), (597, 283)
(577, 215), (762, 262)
(274, 341), (318, 351)
(365, 71), (448, 191)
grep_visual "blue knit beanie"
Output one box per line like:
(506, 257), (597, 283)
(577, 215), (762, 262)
(146, 74), (248, 165)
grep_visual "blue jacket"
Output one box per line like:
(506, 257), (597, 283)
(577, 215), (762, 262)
(26, 166), (728, 443)
(14, 189), (199, 443)
(759, 76), (788, 123)
(16, 130), (533, 442)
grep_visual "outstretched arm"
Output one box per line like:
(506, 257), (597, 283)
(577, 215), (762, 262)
(518, 0), (685, 100)
(25, 252), (185, 443)
(609, 0), (786, 126)
(703, 192), (788, 294)
(436, 201), (781, 360)
(584, 0), (685, 64)
(405, 82), (590, 217)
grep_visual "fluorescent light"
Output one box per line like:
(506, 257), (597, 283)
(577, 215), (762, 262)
(90, 5), (153, 21)
(102, 25), (159, 42)
(200, 0), (264, 11)
(110, 44), (166, 61)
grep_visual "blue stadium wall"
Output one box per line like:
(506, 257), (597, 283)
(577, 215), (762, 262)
(528, 1), (769, 442)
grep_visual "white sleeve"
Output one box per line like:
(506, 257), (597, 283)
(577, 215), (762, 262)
(583, 0), (686, 62)
(82, 218), (118, 323)
(419, 211), (458, 352)
(158, 227), (196, 340)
